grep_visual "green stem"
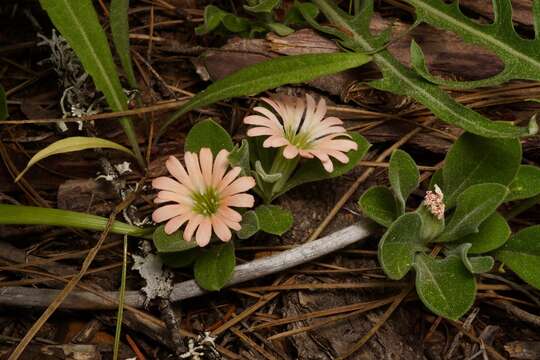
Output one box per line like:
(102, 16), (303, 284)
(270, 150), (300, 200)
(113, 235), (128, 360)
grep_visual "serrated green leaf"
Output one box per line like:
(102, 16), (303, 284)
(414, 253), (476, 320)
(39, 0), (144, 167)
(506, 165), (540, 202)
(110, 0), (137, 88)
(0, 204), (150, 237)
(308, 0), (528, 138)
(0, 84), (7, 120)
(358, 186), (397, 227)
(159, 248), (201, 268)
(15, 137), (135, 182)
(276, 132), (370, 196)
(244, 0), (280, 13)
(389, 149), (419, 214)
(378, 212), (425, 280)
(442, 132), (521, 208)
(495, 225), (540, 289)
(435, 183), (508, 243)
(194, 242), (236, 291)
(158, 52), (372, 138)
(456, 212), (510, 254)
(184, 119), (233, 156)
(153, 225), (198, 253)
(237, 210), (260, 239)
(454, 243), (494, 274)
(255, 205), (293, 236)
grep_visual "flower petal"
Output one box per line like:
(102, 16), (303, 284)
(165, 156), (195, 191)
(216, 166), (241, 192)
(217, 206), (242, 223)
(199, 148), (214, 187)
(220, 176), (256, 197)
(223, 193), (255, 208)
(195, 218), (212, 247)
(152, 204), (185, 223)
(212, 149), (229, 186)
(156, 190), (193, 206)
(184, 152), (205, 193)
(164, 213), (190, 234)
(152, 177), (185, 193)
(183, 214), (203, 242)
(283, 144), (299, 159)
(211, 215), (232, 242)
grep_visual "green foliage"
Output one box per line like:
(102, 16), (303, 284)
(195, 5), (251, 35)
(0, 84), (7, 120)
(378, 213), (425, 280)
(456, 212), (510, 254)
(495, 225), (540, 289)
(305, 0), (529, 138)
(442, 133), (521, 208)
(389, 149), (419, 214)
(414, 254), (476, 320)
(152, 225), (198, 253)
(255, 205), (293, 236)
(237, 210), (260, 239)
(184, 119), (234, 156)
(506, 165), (540, 201)
(358, 186), (397, 227)
(159, 249), (201, 268)
(453, 244), (494, 274)
(158, 52), (372, 138)
(434, 183), (508, 243)
(194, 242), (236, 291)
(39, 0), (144, 167)
(228, 140), (251, 175)
(15, 137), (135, 182)
(0, 204), (150, 237)
(109, 0), (137, 88)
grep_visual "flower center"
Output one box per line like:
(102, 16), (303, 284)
(284, 125), (312, 149)
(191, 187), (220, 216)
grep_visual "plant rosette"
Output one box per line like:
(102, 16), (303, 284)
(359, 132), (540, 320)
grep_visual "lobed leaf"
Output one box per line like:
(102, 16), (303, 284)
(389, 149), (419, 214)
(194, 242), (236, 291)
(358, 186), (398, 227)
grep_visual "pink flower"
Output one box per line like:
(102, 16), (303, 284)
(152, 148), (256, 247)
(243, 94), (358, 172)
(424, 185), (445, 220)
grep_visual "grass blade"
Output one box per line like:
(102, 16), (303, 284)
(110, 0), (137, 88)
(113, 235), (128, 360)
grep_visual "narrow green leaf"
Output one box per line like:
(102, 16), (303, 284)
(244, 0), (280, 13)
(442, 133), (521, 208)
(159, 248), (201, 268)
(277, 132), (370, 196)
(506, 165), (540, 202)
(184, 119), (234, 156)
(378, 212), (425, 280)
(237, 210), (260, 239)
(194, 242), (236, 291)
(255, 205), (293, 236)
(414, 254), (476, 320)
(454, 243), (494, 274)
(265, 22), (295, 36)
(39, 0), (144, 167)
(15, 137), (135, 182)
(495, 225), (540, 289)
(112, 235), (128, 360)
(0, 84), (7, 120)
(456, 212), (510, 254)
(435, 183), (508, 243)
(110, 0), (137, 88)
(0, 204), (150, 237)
(358, 186), (398, 227)
(389, 149), (419, 213)
(158, 52), (372, 138)
(152, 225), (198, 253)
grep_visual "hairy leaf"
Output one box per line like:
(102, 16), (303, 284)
(506, 165), (540, 202)
(454, 243), (494, 274)
(358, 186), (398, 227)
(255, 205), (293, 236)
(237, 210), (260, 239)
(15, 137), (135, 182)
(389, 149), (419, 213)
(456, 212), (510, 254)
(194, 242), (236, 291)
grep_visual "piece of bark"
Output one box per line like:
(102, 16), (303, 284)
(505, 341), (540, 359)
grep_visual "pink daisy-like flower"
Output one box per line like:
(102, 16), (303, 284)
(243, 94), (358, 172)
(152, 148), (256, 247)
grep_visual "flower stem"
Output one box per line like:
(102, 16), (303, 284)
(269, 150), (300, 199)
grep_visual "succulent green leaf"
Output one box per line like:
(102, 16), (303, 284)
(378, 212), (425, 280)
(277, 132), (370, 196)
(153, 225), (198, 253)
(159, 248), (201, 268)
(453, 243), (494, 274)
(358, 186), (398, 227)
(389, 149), (419, 213)
(194, 242), (236, 291)
(435, 183), (508, 243)
(158, 52), (372, 138)
(506, 165), (540, 202)
(456, 212), (510, 254)
(255, 205), (293, 236)
(414, 253), (476, 320)
(15, 137), (135, 182)
(184, 119), (234, 156)
(0, 84), (7, 120)
(237, 210), (260, 239)
(442, 132), (521, 208)
(110, 0), (137, 88)
(0, 204), (150, 237)
(495, 225), (540, 289)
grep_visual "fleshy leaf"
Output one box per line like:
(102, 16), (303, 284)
(506, 165), (540, 202)
(456, 212), (510, 254)
(414, 253), (476, 320)
(159, 248), (201, 268)
(389, 149), (419, 214)
(153, 225), (198, 253)
(454, 244), (494, 274)
(378, 212), (425, 280)
(194, 242), (236, 291)
(255, 205), (293, 236)
(237, 210), (260, 239)
(158, 52), (372, 138)
(495, 225), (540, 289)
(15, 137), (135, 182)
(184, 119), (234, 156)
(358, 186), (398, 227)
(442, 132), (521, 208)
(416, 204), (445, 242)
(110, 0), (137, 88)
(434, 183), (508, 243)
